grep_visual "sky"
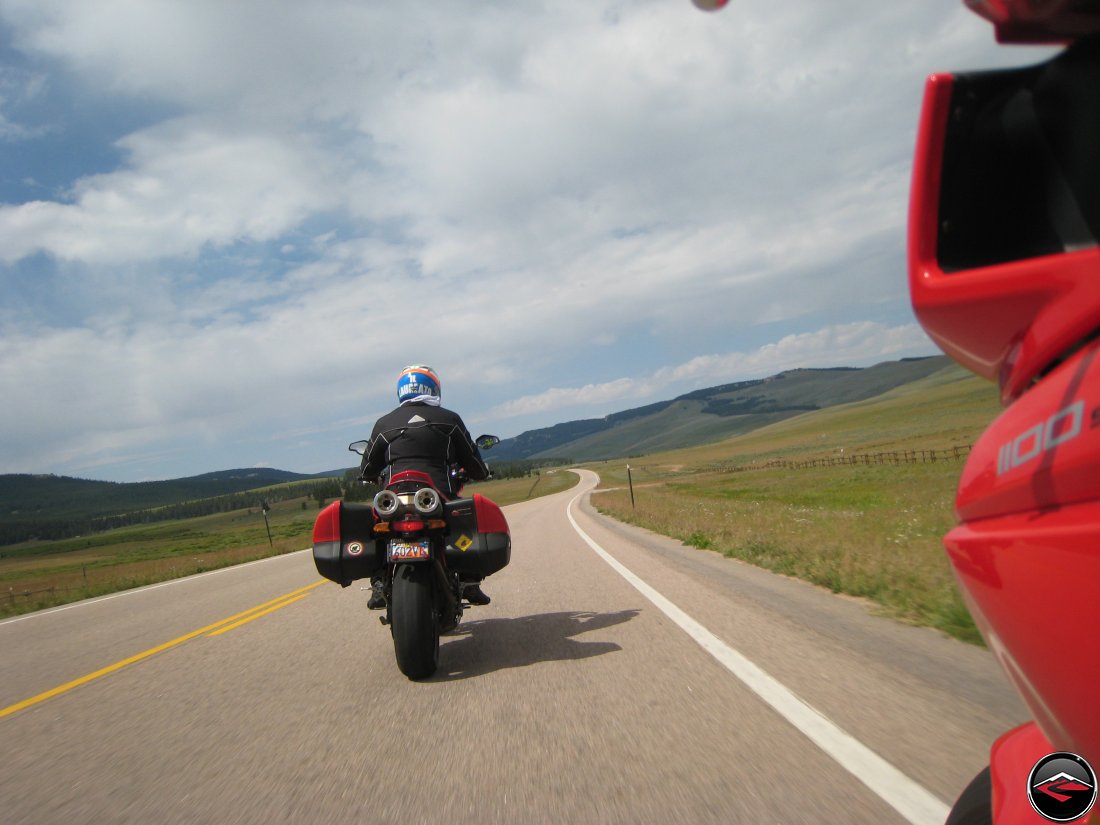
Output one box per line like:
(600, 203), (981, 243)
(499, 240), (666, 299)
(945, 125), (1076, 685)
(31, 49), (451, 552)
(0, 0), (1056, 482)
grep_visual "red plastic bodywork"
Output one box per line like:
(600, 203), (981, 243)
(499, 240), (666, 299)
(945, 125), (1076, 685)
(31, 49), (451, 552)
(908, 72), (1100, 405)
(911, 11), (1100, 817)
(964, 0), (1100, 43)
(387, 469), (439, 491)
(947, 341), (1100, 768)
(473, 493), (509, 536)
(313, 500), (342, 544)
(988, 722), (1100, 824)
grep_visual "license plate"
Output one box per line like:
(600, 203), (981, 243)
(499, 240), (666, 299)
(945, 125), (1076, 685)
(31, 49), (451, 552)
(388, 539), (431, 562)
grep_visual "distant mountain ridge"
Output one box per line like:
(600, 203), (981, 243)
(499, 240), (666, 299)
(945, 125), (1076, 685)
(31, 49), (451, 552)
(0, 356), (951, 545)
(491, 356), (952, 462)
(0, 467), (337, 546)
(0, 468), (318, 517)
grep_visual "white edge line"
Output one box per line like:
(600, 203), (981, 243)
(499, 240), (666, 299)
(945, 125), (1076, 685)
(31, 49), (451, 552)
(566, 487), (949, 825)
(0, 548), (313, 628)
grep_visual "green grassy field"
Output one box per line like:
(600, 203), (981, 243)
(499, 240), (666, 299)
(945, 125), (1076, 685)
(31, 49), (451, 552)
(588, 365), (1003, 644)
(0, 471), (578, 618)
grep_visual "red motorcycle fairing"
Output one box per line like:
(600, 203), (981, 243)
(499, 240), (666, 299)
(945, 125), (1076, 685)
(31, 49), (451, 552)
(964, 0), (1100, 44)
(987, 723), (1089, 824)
(908, 3), (1100, 820)
(908, 44), (1100, 405)
(946, 339), (1100, 768)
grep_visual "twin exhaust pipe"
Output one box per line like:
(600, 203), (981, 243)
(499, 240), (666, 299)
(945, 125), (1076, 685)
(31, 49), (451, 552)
(373, 487), (441, 518)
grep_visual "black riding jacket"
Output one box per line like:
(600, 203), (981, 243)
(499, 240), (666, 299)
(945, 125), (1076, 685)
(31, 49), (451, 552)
(359, 402), (490, 498)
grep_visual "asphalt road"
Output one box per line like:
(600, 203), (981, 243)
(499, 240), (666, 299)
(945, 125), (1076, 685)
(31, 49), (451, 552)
(0, 469), (1026, 824)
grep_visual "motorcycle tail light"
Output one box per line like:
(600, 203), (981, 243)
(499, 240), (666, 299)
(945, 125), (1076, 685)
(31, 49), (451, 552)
(373, 490), (400, 518)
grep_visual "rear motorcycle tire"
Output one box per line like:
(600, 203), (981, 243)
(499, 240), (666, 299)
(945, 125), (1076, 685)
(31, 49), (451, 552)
(391, 563), (440, 680)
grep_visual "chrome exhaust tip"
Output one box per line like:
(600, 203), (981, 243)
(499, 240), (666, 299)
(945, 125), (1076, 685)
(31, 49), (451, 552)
(373, 490), (400, 517)
(413, 487), (441, 515)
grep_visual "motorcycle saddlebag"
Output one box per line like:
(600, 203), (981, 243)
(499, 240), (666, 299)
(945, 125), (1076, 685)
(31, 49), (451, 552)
(443, 494), (511, 579)
(312, 501), (384, 587)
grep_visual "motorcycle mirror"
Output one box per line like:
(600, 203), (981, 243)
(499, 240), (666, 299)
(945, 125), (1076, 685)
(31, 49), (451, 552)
(348, 439), (369, 455)
(475, 434), (500, 450)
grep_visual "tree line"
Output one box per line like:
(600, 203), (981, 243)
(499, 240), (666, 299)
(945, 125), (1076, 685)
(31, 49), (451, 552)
(0, 478), (345, 546)
(3, 458), (575, 545)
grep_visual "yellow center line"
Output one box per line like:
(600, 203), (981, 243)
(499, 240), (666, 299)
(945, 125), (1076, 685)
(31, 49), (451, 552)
(0, 580), (326, 720)
(205, 593), (311, 637)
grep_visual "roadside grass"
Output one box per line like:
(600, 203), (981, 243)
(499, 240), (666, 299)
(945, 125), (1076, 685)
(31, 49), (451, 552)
(0, 469), (577, 618)
(589, 366), (1001, 645)
(0, 495), (317, 618)
(464, 467), (579, 506)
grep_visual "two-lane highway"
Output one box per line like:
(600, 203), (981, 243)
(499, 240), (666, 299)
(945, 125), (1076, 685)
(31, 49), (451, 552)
(0, 470), (1025, 824)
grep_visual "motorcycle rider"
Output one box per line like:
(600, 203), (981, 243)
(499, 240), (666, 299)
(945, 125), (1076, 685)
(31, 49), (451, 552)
(359, 364), (492, 609)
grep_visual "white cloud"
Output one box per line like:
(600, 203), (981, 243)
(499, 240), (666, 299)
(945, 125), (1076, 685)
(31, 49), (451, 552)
(0, 121), (340, 264)
(0, 0), (1031, 480)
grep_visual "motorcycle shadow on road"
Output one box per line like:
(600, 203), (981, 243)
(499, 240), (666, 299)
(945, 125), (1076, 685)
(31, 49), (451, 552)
(433, 609), (641, 681)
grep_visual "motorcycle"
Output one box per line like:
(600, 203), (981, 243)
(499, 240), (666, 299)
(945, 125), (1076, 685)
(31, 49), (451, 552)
(311, 432), (510, 680)
(908, 3), (1100, 822)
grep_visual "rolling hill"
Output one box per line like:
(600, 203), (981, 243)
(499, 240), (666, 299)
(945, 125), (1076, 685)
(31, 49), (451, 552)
(0, 468), (338, 547)
(491, 356), (954, 461)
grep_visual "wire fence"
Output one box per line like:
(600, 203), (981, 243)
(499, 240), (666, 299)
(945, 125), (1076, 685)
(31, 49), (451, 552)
(712, 445), (972, 473)
(6, 583), (79, 607)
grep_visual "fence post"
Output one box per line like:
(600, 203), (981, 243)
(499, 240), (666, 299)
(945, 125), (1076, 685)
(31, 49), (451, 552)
(627, 465), (636, 510)
(261, 500), (273, 547)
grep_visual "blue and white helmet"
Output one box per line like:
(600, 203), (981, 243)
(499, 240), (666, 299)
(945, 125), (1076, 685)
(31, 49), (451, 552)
(396, 365), (441, 405)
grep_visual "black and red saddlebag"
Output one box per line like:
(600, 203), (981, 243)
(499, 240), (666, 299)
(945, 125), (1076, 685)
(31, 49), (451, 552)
(312, 501), (384, 587)
(443, 494), (511, 579)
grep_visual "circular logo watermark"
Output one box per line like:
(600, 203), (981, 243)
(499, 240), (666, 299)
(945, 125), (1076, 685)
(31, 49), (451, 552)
(1028, 752), (1097, 822)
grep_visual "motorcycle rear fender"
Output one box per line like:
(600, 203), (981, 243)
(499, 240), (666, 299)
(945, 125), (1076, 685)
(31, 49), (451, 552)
(386, 469), (442, 495)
